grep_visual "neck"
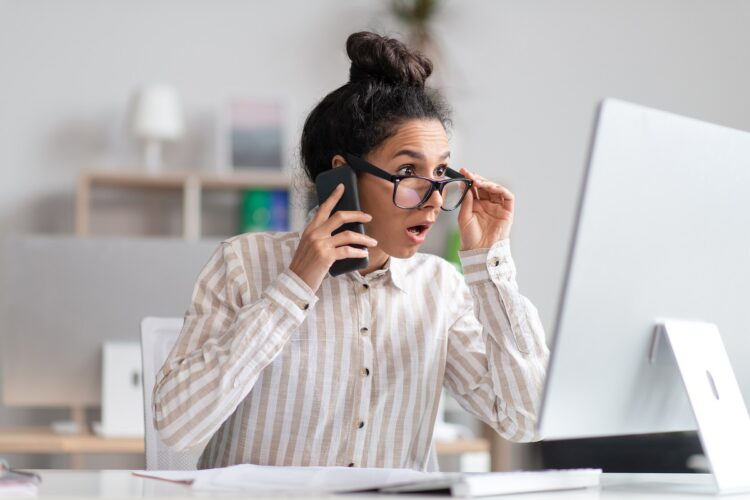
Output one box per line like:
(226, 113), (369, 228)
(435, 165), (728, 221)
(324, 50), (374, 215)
(359, 246), (389, 276)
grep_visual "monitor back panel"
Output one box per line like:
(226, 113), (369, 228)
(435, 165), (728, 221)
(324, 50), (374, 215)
(539, 100), (750, 439)
(2, 235), (219, 407)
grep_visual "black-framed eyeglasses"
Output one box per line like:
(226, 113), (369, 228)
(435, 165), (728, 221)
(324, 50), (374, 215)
(344, 154), (473, 211)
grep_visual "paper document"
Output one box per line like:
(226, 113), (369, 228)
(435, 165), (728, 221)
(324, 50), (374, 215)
(190, 464), (442, 493)
(0, 464), (40, 498)
(134, 465), (601, 496)
(131, 470), (198, 484)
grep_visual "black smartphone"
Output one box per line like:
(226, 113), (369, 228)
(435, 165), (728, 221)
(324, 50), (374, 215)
(314, 166), (369, 276)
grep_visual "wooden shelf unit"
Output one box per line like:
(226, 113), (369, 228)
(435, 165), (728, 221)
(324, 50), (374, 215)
(0, 428), (143, 455)
(0, 428), (487, 469)
(75, 169), (294, 240)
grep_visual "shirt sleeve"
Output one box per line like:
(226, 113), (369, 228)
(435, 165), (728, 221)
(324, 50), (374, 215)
(152, 240), (318, 451)
(443, 239), (550, 442)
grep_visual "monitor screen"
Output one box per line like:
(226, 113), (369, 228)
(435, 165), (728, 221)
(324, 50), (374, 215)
(1, 235), (219, 407)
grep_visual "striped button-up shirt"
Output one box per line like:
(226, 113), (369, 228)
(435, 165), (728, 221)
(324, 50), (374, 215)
(153, 231), (549, 470)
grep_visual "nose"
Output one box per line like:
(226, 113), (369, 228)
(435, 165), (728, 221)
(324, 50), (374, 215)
(421, 184), (444, 210)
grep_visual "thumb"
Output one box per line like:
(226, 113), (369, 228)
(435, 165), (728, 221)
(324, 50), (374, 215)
(458, 185), (473, 228)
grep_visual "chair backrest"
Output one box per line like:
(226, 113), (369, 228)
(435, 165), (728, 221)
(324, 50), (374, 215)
(140, 316), (204, 470)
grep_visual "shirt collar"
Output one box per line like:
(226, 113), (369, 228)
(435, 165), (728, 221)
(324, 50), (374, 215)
(384, 256), (407, 293)
(303, 207), (407, 293)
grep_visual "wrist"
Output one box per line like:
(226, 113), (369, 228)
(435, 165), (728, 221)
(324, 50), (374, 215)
(460, 238), (508, 252)
(287, 263), (320, 294)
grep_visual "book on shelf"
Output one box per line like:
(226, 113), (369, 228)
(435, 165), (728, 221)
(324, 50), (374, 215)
(239, 188), (289, 233)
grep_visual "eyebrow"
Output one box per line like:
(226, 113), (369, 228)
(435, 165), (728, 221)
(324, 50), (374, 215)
(392, 149), (451, 161)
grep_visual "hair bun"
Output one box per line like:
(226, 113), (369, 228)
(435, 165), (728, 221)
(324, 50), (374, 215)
(347, 31), (433, 87)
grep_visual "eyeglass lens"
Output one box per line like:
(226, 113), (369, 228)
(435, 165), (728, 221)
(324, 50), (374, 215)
(395, 177), (468, 209)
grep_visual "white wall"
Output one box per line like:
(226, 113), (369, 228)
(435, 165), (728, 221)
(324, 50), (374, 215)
(437, 0), (750, 332)
(0, 0), (394, 468)
(2, 0), (750, 466)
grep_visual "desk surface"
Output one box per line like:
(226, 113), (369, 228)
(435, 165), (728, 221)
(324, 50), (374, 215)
(19, 470), (745, 499)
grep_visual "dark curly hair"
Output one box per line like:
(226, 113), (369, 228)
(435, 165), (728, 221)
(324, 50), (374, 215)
(299, 31), (451, 182)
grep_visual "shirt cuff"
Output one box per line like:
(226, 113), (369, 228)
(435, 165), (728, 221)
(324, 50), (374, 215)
(259, 268), (319, 324)
(458, 239), (515, 285)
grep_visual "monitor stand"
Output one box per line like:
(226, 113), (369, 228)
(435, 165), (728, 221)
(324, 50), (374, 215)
(644, 320), (750, 494)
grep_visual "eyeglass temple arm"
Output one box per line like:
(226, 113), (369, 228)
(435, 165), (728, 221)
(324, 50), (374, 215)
(343, 154), (393, 181)
(445, 167), (464, 179)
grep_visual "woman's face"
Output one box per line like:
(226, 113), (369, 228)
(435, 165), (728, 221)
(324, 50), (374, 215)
(332, 119), (450, 264)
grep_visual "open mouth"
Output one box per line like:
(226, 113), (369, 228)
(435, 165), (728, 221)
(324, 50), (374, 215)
(405, 224), (431, 244)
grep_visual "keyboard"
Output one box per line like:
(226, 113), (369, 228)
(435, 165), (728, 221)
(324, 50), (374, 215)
(379, 468), (602, 497)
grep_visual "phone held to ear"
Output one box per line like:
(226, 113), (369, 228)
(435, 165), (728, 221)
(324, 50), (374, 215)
(315, 166), (369, 276)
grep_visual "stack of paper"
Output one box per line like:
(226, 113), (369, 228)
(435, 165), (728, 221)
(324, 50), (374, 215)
(0, 469), (40, 498)
(135, 465), (601, 497)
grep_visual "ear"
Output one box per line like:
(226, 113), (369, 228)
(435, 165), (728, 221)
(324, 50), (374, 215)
(331, 154), (347, 168)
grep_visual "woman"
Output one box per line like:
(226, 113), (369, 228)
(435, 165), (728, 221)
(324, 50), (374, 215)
(153, 31), (549, 471)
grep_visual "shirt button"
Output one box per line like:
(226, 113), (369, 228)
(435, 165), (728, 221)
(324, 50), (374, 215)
(348, 462), (355, 467)
(361, 367), (370, 377)
(358, 421), (365, 429)
(303, 303), (310, 310)
(363, 283), (369, 289)
(360, 327), (369, 335)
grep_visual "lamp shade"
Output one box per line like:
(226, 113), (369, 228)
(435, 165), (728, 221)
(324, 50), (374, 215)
(131, 84), (184, 141)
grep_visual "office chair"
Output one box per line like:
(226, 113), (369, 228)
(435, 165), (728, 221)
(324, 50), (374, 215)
(140, 316), (204, 470)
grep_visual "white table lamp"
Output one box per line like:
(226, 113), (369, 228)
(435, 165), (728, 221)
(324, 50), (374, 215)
(131, 84), (184, 173)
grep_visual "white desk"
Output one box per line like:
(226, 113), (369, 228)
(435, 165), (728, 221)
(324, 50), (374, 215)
(22, 470), (744, 499)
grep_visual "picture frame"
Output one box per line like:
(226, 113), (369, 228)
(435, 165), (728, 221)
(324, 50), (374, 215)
(218, 97), (285, 171)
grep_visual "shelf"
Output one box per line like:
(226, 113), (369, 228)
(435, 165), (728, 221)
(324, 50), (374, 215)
(78, 169), (291, 190)
(0, 428), (487, 458)
(75, 168), (294, 240)
(433, 438), (490, 455)
(0, 428), (143, 454)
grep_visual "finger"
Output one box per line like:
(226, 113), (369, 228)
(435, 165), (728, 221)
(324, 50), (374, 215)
(473, 179), (514, 202)
(459, 167), (475, 179)
(459, 168), (483, 200)
(482, 181), (514, 199)
(482, 185), (514, 212)
(314, 184), (345, 224)
(334, 245), (369, 261)
(482, 185), (513, 204)
(330, 231), (378, 248)
(458, 180), (474, 225)
(460, 167), (480, 186)
(319, 210), (373, 235)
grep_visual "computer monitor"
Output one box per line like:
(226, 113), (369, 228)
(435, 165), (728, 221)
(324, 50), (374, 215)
(1, 235), (219, 408)
(537, 99), (750, 492)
